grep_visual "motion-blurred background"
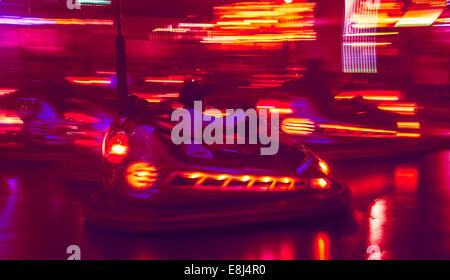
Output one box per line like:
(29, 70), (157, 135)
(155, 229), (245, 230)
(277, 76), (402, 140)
(0, 0), (449, 259)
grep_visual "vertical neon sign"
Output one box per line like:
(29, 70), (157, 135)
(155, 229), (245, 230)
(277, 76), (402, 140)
(342, 0), (380, 73)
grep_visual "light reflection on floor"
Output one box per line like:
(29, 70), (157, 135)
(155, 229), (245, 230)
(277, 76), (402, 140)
(0, 151), (449, 259)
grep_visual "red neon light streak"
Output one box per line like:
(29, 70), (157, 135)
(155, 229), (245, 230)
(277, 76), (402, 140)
(65, 77), (112, 85)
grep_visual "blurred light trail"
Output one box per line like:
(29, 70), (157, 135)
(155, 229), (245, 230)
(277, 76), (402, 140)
(63, 113), (99, 124)
(397, 122), (421, 129)
(0, 16), (113, 26)
(144, 76), (185, 84)
(334, 90), (401, 101)
(395, 132), (421, 138)
(377, 103), (418, 115)
(362, 96), (399, 101)
(203, 109), (230, 118)
(203, 1), (316, 45)
(0, 89), (17, 96)
(0, 115), (23, 125)
(319, 124), (397, 135)
(343, 42), (391, 46)
(95, 71), (116, 75)
(395, 8), (444, 27)
(65, 77), (112, 85)
(153, 25), (191, 33)
(178, 23), (215, 28)
(133, 92), (179, 103)
(343, 32), (399, 36)
(257, 106), (293, 114)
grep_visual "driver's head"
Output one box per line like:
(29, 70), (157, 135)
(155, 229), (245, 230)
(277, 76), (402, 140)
(178, 79), (207, 109)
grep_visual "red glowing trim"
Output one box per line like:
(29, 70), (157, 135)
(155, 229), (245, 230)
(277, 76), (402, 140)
(397, 122), (420, 129)
(126, 162), (158, 191)
(310, 178), (330, 189)
(281, 118), (315, 135)
(63, 112), (99, 124)
(0, 88), (17, 96)
(65, 77), (111, 85)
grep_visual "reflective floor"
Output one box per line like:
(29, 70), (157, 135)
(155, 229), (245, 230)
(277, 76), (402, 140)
(0, 150), (449, 260)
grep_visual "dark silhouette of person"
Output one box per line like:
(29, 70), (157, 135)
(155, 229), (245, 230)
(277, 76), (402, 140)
(178, 79), (208, 111)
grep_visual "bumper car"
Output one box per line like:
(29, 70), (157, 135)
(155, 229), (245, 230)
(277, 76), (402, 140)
(84, 96), (351, 232)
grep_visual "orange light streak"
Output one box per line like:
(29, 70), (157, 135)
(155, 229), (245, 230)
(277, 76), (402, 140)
(397, 122), (420, 129)
(65, 77), (111, 85)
